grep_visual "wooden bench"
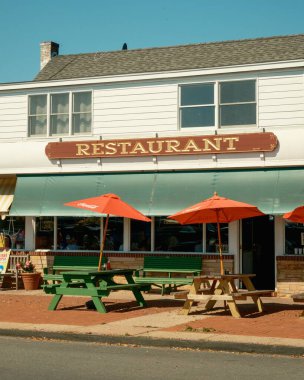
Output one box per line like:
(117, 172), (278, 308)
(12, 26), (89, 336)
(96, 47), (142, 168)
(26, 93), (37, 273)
(133, 255), (202, 295)
(43, 255), (106, 284)
(0, 254), (29, 290)
(180, 289), (273, 302)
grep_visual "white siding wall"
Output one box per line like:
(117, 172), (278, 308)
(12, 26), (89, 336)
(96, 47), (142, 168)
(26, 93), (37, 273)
(258, 73), (304, 128)
(0, 69), (304, 174)
(0, 93), (27, 139)
(93, 83), (178, 135)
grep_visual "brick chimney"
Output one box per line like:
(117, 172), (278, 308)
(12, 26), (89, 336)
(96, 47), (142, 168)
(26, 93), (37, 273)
(40, 41), (59, 70)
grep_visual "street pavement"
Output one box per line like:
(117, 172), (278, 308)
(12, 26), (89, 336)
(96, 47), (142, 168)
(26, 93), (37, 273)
(0, 289), (303, 356)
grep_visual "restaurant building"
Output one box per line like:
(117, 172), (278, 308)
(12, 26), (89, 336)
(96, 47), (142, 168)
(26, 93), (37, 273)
(1, 34), (304, 295)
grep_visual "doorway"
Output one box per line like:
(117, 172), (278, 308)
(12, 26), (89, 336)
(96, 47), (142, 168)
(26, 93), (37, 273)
(241, 216), (275, 290)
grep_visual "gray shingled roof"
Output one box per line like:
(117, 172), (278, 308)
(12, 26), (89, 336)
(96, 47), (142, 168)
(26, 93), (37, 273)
(34, 34), (304, 81)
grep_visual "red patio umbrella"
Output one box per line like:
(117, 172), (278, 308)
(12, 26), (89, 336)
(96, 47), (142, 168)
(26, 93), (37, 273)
(168, 192), (265, 275)
(64, 193), (151, 271)
(283, 206), (304, 223)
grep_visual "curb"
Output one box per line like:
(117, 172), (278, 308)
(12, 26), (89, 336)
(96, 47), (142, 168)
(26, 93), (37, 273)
(1, 328), (303, 357)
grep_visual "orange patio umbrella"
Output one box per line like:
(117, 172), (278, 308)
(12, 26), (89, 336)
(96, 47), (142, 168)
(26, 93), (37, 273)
(283, 206), (304, 223)
(64, 193), (151, 271)
(168, 192), (265, 275)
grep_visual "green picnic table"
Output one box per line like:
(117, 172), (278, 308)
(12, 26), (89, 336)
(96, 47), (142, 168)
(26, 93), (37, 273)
(42, 269), (148, 313)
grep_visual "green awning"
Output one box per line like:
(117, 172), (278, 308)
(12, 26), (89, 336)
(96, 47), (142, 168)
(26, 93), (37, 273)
(9, 168), (304, 216)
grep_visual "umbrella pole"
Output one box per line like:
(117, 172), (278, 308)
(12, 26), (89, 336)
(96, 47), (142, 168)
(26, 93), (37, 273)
(98, 214), (109, 271)
(216, 212), (224, 275)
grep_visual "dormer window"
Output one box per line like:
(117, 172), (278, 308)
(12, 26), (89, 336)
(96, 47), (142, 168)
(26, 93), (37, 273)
(28, 91), (92, 137)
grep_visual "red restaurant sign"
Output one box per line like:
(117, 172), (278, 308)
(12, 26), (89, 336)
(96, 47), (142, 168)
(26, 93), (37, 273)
(45, 132), (277, 160)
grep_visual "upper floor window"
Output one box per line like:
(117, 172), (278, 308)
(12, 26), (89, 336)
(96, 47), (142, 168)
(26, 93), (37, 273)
(28, 95), (47, 136)
(180, 83), (215, 128)
(179, 80), (256, 129)
(220, 80), (256, 126)
(51, 93), (69, 135)
(28, 91), (92, 137)
(72, 92), (92, 134)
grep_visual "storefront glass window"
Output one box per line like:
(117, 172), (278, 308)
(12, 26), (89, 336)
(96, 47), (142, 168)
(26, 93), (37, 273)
(206, 223), (229, 253)
(57, 217), (100, 250)
(0, 217), (25, 249)
(130, 220), (151, 251)
(104, 217), (124, 251)
(154, 217), (202, 252)
(36, 217), (54, 249)
(57, 216), (123, 251)
(285, 222), (304, 255)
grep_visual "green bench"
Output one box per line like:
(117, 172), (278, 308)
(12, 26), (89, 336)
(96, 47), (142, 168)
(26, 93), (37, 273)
(133, 255), (202, 295)
(43, 255), (106, 284)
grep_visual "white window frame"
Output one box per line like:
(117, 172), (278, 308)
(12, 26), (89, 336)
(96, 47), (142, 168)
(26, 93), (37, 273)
(179, 79), (257, 130)
(72, 91), (92, 135)
(179, 82), (216, 129)
(219, 79), (257, 128)
(28, 93), (48, 137)
(28, 91), (92, 138)
(50, 92), (70, 136)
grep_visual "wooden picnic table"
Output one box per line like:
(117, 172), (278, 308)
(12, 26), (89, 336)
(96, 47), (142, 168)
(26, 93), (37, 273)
(42, 268), (148, 313)
(179, 274), (272, 318)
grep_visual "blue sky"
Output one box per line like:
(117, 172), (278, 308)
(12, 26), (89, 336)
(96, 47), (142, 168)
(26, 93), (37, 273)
(0, 0), (304, 83)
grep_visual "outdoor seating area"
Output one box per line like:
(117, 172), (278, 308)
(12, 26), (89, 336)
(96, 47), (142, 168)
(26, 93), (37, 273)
(1, 193), (304, 322)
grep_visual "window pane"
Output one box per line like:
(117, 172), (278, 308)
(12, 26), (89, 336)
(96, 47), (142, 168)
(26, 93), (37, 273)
(131, 220), (151, 251)
(285, 222), (304, 255)
(57, 216), (101, 251)
(36, 217), (54, 249)
(154, 217), (202, 252)
(220, 104), (256, 126)
(73, 92), (91, 113)
(72, 114), (91, 134)
(51, 93), (69, 114)
(0, 217), (25, 249)
(206, 223), (228, 253)
(181, 84), (214, 106)
(104, 218), (123, 251)
(220, 80), (255, 103)
(51, 115), (69, 135)
(181, 106), (215, 128)
(29, 116), (47, 136)
(29, 95), (47, 115)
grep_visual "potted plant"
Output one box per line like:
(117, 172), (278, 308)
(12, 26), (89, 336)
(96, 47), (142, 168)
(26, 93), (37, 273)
(16, 260), (41, 291)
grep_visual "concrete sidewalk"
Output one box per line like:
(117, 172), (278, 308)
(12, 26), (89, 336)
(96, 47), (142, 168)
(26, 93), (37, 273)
(0, 289), (303, 356)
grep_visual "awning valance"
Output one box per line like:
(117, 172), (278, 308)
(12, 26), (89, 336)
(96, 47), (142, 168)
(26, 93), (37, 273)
(9, 168), (304, 216)
(0, 177), (16, 215)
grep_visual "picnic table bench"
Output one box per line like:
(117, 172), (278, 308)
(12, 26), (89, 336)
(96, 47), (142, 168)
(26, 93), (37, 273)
(42, 269), (149, 313)
(43, 255), (106, 284)
(133, 255), (202, 295)
(178, 274), (273, 318)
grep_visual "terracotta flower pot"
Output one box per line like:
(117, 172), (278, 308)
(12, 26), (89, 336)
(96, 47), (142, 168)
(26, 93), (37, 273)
(21, 272), (41, 291)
